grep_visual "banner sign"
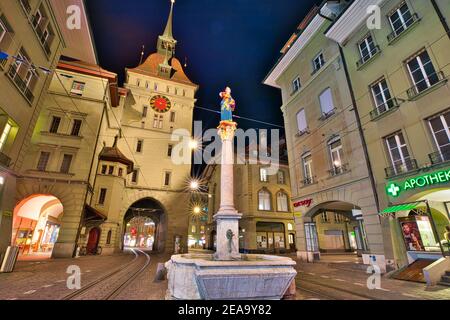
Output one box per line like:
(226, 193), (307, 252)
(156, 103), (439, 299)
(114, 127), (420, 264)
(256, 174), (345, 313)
(386, 168), (450, 198)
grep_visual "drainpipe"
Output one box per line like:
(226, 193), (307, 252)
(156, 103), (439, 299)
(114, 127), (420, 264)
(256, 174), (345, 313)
(338, 46), (381, 214)
(430, 0), (450, 40)
(71, 103), (107, 257)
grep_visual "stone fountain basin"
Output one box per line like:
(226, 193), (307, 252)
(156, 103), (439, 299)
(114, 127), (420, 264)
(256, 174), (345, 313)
(165, 254), (297, 300)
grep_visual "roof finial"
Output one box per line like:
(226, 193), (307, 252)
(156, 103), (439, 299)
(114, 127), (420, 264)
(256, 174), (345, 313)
(162, 0), (175, 40)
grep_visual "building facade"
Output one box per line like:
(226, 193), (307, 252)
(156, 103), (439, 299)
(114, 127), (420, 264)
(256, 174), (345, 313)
(0, 0), (66, 260)
(203, 156), (296, 254)
(326, 0), (450, 272)
(264, 2), (386, 266)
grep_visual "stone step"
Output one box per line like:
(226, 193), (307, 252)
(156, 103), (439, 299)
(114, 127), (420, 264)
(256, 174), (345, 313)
(438, 281), (450, 287)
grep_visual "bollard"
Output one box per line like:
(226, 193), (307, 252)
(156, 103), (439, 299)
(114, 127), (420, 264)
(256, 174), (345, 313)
(154, 263), (167, 282)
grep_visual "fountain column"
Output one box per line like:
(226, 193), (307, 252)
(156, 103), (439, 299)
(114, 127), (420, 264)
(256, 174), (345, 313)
(214, 121), (242, 261)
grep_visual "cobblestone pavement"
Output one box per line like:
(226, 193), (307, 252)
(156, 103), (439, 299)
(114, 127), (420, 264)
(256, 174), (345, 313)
(0, 250), (169, 300)
(293, 255), (450, 300)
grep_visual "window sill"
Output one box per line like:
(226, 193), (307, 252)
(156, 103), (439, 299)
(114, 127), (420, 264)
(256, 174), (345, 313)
(387, 15), (421, 46)
(27, 170), (75, 177)
(356, 49), (381, 71)
(370, 103), (401, 122)
(407, 77), (448, 101)
(319, 109), (336, 121)
(40, 131), (84, 139)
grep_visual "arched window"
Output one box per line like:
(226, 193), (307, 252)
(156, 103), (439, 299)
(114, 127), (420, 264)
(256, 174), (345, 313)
(288, 223), (294, 231)
(276, 191), (289, 212)
(258, 189), (271, 211)
(106, 230), (112, 245)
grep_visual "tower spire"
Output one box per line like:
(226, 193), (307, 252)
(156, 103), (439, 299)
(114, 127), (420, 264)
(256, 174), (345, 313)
(157, 0), (178, 57)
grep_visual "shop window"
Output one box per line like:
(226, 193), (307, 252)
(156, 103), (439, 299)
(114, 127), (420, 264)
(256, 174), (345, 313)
(258, 189), (271, 211)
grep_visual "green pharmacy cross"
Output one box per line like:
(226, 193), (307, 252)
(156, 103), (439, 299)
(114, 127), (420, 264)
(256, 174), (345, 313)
(387, 183), (401, 197)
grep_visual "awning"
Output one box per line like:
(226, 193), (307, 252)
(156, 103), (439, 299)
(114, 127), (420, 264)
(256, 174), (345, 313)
(380, 202), (423, 215)
(84, 205), (107, 222)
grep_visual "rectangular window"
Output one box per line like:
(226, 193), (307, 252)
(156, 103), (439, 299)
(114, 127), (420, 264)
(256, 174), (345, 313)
(358, 34), (377, 63)
(118, 168), (123, 177)
(385, 132), (412, 174)
(167, 144), (173, 157)
(302, 153), (313, 184)
(136, 139), (143, 153)
(260, 168), (268, 182)
(170, 111), (176, 123)
(388, 2), (414, 38)
(32, 9), (43, 28)
(131, 169), (139, 183)
(0, 122), (12, 151)
(296, 109), (307, 134)
(142, 106), (148, 118)
(258, 190), (271, 211)
(371, 78), (394, 113)
(49, 116), (61, 134)
(329, 138), (344, 174)
(153, 115), (164, 129)
(277, 193), (288, 212)
(292, 77), (301, 94)
(108, 166), (114, 175)
(70, 119), (82, 136)
(312, 52), (325, 72)
(0, 18), (6, 45)
(37, 151), (50, 171)
(101, 165), (107, 174)
(319, 88), (335, 117)
(60, 154), (73, 174)
(164, 172), (171, 186)
(70, 81), (85, 96)
(98, 188), (107, 205)
(428, 111), (450, 162)
(406, 50), (439, 94)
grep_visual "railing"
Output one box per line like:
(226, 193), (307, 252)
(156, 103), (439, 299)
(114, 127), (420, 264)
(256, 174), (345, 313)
(429, 150), (450, 165)
(329, 164), (349, 177)
(407, 71), (447, 99)
(296, 128), (310, 137)
(369, 98), (400, 120)
(302, 177), (314, 186)
(0, 152), (11, 168)
(7, 64), (34, 103)
(385, 159), (418, 178)
(356, 45), (381, 68)
(387, 13), (420, 43)
(319, 109), (336, 121)
(19, 0), (32, 15)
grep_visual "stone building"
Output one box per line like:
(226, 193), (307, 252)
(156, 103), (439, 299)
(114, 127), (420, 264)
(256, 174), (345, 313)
(264, 1), (386, 265)
(325, 0), (450, 277)
(0, 0), (66, 260)
(203, 149), (296, 254)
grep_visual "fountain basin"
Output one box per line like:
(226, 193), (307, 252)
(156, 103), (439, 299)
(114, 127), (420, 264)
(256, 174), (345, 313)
(165, 254), (297, 300)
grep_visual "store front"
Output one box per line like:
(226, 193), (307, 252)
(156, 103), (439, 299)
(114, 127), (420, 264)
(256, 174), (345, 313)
(12, 194), (63, 260)
(382, 168), (450, 281)
(255, 222), (286, 253)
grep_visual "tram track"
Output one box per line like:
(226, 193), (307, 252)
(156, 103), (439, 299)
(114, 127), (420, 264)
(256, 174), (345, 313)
(61, 249), (151, 300)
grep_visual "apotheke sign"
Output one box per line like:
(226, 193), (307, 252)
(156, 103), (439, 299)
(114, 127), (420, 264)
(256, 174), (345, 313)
(386, 168), (450, 198)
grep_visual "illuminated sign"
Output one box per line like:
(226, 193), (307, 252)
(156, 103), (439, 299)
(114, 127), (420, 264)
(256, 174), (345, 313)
(293, 199), (313, 208)
(386, 168), (450, 198)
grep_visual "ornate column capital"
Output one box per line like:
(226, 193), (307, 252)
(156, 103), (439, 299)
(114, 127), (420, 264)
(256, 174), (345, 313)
(217, 121), (237, 141)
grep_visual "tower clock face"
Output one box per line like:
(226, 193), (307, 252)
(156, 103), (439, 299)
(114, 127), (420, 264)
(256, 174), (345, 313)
(150, 95), (172, 113)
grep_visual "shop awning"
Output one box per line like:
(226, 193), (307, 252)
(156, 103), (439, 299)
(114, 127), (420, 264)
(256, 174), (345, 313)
(84, 205), (107, 222)
(380, 202), (423, 215)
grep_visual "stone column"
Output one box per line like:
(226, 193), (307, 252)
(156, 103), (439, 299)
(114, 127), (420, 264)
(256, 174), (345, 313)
(214, 121), (242, 261)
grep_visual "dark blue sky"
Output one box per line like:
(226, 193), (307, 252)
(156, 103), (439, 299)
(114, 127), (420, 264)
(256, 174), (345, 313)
(85, 0), (320, 131)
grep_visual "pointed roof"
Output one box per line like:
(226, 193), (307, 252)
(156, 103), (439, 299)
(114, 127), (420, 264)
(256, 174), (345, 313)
(160, 0), (176, 42)
(99, 136), (134, 173)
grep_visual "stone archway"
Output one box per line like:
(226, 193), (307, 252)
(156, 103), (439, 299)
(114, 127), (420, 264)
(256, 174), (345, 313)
(122, 198), (167, 253)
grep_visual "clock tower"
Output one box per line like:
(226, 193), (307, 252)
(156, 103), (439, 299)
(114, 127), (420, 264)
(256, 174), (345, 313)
(116, 0), (198, 254)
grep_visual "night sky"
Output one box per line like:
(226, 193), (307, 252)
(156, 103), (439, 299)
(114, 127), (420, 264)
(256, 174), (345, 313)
(85, 0), (321, 132)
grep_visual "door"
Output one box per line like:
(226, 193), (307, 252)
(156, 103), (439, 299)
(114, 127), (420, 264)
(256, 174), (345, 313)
(87, 227), (100, 254)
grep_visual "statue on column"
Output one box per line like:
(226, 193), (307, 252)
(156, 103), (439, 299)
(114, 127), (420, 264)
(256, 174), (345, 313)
(219, 87), (236, 123)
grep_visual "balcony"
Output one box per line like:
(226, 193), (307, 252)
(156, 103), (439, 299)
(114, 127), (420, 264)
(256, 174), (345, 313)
(7, 65), (35, 104)
(370, 98), (400, 121)
(385, 159), (418, 178)
(429, 150), (450, 165)
(329, 164), (349, 177)
(356, 45), (381, 70)
(407, 71), (447, 100)
(387, 13), (420, 44)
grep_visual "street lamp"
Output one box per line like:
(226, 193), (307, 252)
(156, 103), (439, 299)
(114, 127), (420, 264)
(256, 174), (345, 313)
(189, 139), (199, 150)
(193, 206), (202, 215)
